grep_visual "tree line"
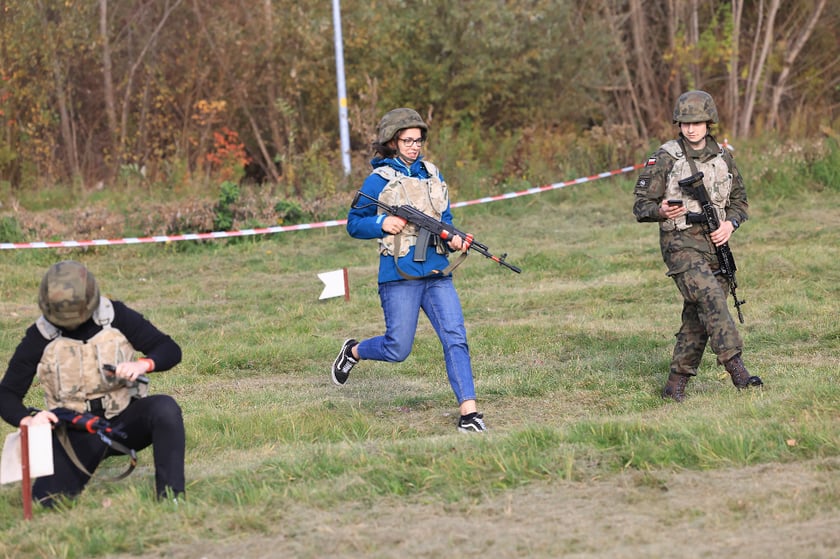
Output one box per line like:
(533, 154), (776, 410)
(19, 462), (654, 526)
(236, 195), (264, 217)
(0, 0), (837, 191)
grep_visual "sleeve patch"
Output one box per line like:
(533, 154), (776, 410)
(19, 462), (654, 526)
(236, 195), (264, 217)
(645, 156), (657, 167)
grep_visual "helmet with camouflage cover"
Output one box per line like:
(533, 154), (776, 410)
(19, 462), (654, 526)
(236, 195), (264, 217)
(38, 261), (100, 329)
(376, 108), (428, 145)
(673, 90), (718, 124)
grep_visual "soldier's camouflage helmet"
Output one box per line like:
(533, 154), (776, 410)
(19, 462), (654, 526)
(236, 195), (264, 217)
(376, 108), (428, 145)
(38, 260), (100, 329)
(673, 90), (718, 124)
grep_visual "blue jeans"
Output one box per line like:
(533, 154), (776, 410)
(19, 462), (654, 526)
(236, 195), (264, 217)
(356, 277), (476, 404)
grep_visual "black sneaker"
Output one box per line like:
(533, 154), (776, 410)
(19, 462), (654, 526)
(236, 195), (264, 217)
(331, 339), (358, 386)
(457, 412), (486, 434)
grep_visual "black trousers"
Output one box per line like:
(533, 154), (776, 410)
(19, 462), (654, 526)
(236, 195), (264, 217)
(33, 394), (185, 506)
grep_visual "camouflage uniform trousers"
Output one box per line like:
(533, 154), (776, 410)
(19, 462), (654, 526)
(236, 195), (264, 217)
(660, 227), (743, 376)
(668, 255), (743, 376)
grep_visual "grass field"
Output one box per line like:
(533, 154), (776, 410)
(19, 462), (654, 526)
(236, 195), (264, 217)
(0, 167), (839, 558)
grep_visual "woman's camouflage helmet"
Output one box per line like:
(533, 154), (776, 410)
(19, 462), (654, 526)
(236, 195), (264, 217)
(38, 260), (100, 329)
(376, 108), (428, 145)
(673, 90), (719, 124)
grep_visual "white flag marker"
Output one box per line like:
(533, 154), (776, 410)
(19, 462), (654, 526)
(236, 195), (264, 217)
(1, 424), (54, 484)
(318, 268), (349, 301)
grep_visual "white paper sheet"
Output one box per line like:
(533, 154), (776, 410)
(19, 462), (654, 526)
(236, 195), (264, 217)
(0, 424), (55, 484)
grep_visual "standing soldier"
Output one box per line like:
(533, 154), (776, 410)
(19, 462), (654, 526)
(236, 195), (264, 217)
(633, 90), (763, 401)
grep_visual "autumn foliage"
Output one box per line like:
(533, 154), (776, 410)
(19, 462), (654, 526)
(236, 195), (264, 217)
(0, 0), (837, 192)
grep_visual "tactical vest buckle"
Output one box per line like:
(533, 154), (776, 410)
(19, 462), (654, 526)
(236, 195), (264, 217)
(85, 397), (105, 416)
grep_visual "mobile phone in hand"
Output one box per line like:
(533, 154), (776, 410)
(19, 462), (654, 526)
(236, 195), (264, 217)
(667, 199), (684, 206)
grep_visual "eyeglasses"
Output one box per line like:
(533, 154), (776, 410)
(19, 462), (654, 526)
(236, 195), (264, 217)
(398, 137), (424, 147)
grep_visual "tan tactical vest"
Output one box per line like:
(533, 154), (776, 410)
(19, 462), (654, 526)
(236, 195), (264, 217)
(374, 161), (449, 257)
(36, 297), (147, 418)
(660, 139), (732, 232)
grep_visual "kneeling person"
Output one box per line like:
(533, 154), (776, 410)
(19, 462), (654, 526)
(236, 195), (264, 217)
(0, 260), (185, 506)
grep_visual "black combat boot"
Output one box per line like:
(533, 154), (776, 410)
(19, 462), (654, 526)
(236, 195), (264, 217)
(724, 354), (763, 389)
(662, 371), (691, 402)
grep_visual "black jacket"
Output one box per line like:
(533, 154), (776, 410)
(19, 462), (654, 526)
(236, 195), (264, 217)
(0, 300), (181, 427)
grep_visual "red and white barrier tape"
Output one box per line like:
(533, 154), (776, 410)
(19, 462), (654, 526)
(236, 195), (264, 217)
(1, 163), (643, 250)
(451, 164), (642, 209)
(0, 221), (348, 250)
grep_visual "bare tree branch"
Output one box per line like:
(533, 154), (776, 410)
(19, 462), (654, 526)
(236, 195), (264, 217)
(740, 0), (781, 137)
(767, 0), (827, 130)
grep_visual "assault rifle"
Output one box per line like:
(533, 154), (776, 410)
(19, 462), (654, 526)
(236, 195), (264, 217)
(679, 172), (746, 323)
(51, 407), (138, 479)
(52, 407), (128, 442)
(352, 190), (522, 273)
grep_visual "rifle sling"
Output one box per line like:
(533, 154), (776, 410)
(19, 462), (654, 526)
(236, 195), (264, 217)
(678, 138), (701, 177)
(392, 232), (468, 280)
(56, 423), (137, 482)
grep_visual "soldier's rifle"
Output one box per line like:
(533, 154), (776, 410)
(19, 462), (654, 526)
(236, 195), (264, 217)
(679, 172), (746, 323)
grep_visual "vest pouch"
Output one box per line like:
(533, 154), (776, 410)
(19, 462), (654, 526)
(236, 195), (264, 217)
(708, 171), (733, 225)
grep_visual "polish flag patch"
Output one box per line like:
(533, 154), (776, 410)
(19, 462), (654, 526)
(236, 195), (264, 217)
(645, 157), (657, 167)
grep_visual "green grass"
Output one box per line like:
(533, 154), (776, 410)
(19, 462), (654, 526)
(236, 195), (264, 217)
(0, 156), (839, 557)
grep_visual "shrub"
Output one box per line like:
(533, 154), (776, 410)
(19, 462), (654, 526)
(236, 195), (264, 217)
(0, 216), (24, 242)
(214, 181), (240, 231)
(273, 199), (306, 225)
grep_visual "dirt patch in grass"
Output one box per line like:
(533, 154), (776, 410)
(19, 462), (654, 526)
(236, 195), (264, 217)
(111, 457), (840, 559)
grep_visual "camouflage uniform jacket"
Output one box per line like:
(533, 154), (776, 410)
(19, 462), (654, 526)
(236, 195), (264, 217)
(633, 134), (749, 275)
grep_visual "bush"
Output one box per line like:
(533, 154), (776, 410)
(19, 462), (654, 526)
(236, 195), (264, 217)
(0, 216), (24, 243)
(214, 181), (240, 231)
(273, 200), (306, 225)
(808, 138), (840, 192)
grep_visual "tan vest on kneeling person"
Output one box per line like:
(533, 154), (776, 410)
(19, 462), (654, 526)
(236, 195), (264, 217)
(36, 297), (148, 419)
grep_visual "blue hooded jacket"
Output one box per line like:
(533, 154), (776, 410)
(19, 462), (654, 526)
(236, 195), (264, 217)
(347, 155), (457, 284)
